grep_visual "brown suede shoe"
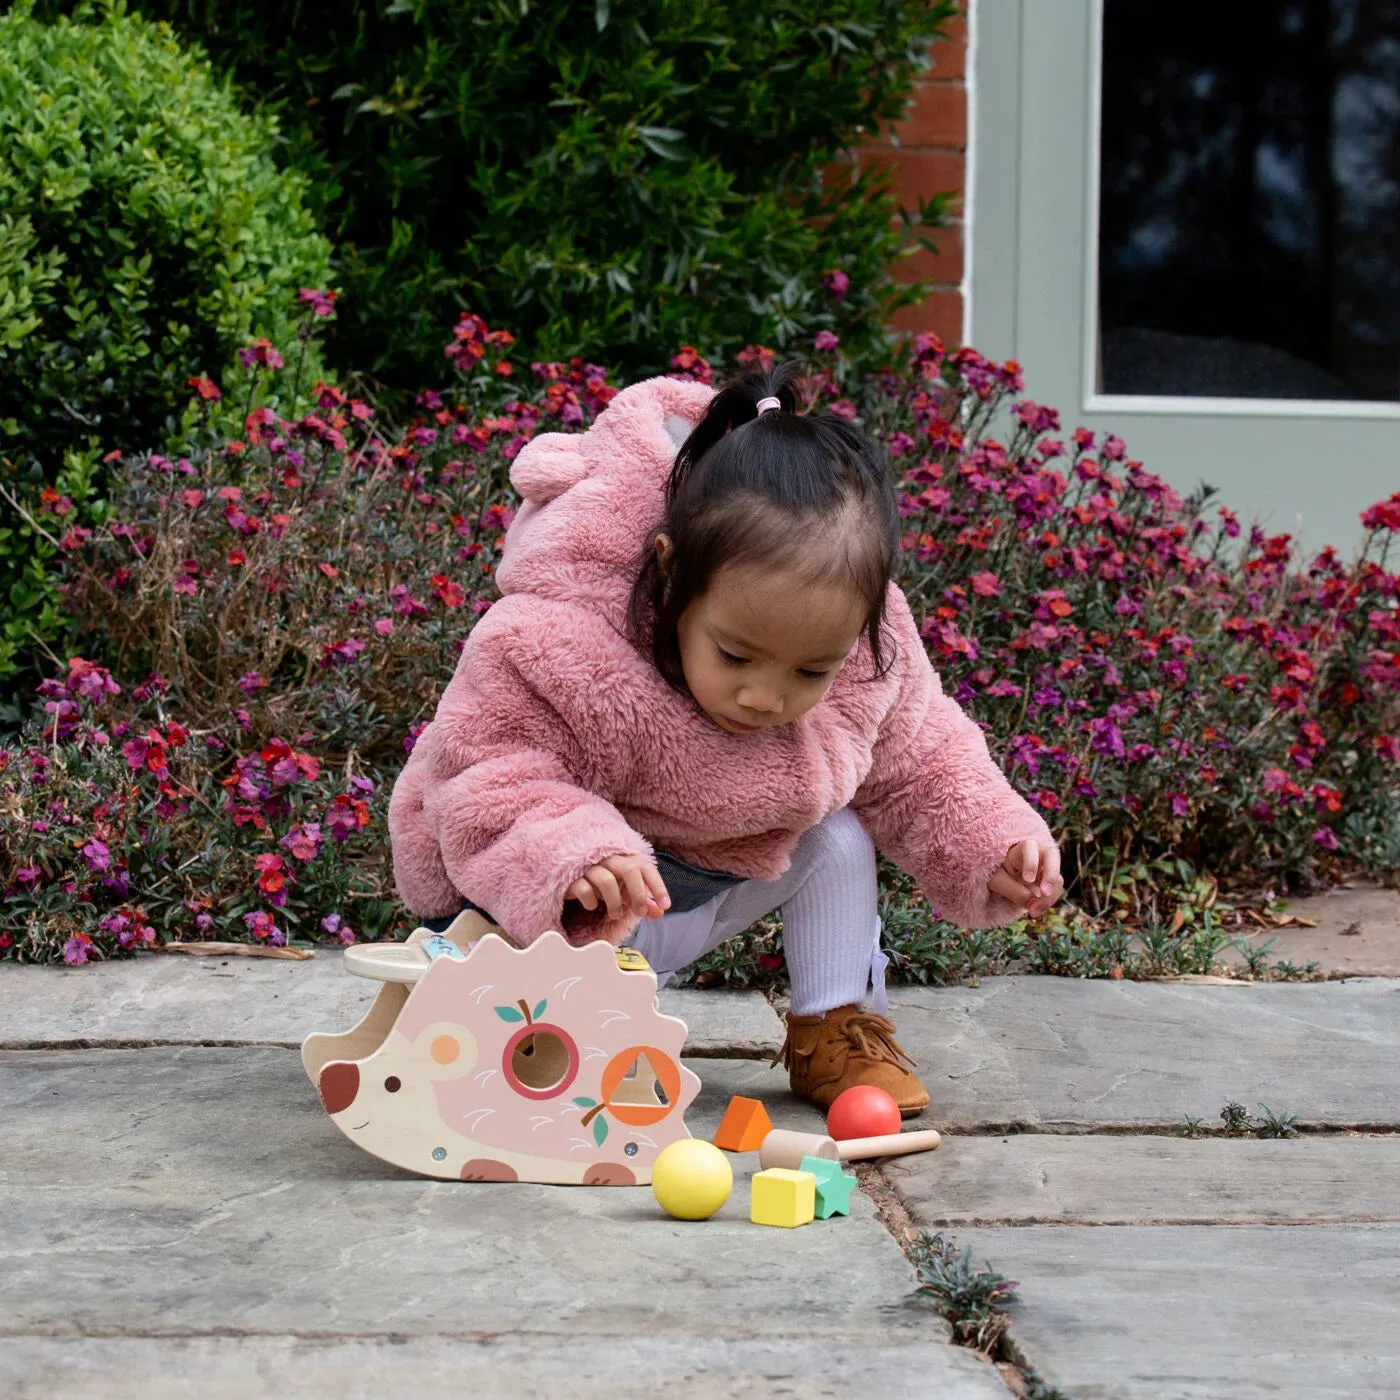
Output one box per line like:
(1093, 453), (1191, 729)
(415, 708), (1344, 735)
(774, 1004), (930, 1117)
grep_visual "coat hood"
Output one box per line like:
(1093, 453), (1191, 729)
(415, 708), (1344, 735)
(494, 375), (716, 625)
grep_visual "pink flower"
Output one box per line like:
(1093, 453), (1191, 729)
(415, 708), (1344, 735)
(822, 269), (850, 301)
(281, 822), (324, 863)
(373, 618), (395, 636)
(244, 910), (282, 943)
(813, 330), (839, 352)
(1312, 827), (1340, 850)
(238, 672), (268, 695)
(325, 792), (370, 841)
(970, 572), (1001, 597)
(298, 288), (340, 318)
(81, 839), (111, 873)
(320, 638), (367, 668)
(238, 338), (284, 370)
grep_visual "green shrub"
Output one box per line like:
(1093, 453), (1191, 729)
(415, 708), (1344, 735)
(111, 0), (956, 388)
(0, 1), (332, 679)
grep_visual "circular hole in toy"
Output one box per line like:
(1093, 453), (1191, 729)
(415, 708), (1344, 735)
(385, 1076), (402, 1093)
(511, 1031), (573, 1093)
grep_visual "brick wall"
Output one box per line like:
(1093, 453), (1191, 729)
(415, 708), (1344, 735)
(854, 14), (969, 346)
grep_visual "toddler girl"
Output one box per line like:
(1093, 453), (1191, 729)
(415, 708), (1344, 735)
(389, 363), (1061, 1115)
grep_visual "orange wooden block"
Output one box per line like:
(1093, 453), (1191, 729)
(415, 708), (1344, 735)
(712, 1096), (773, 1152)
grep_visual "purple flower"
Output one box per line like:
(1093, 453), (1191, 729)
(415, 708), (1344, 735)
(81, 838), (110, 873)
(404, 721), (430, 755)
(238, 671), (268, 695)
(62, 936), (91, 965)
(320, 913), (343, 936)
(15, 865), (42, 886)
(821, 269), (850, 302)
(1089, 718), (1126, 760)
(1312, 827), (1340, 850)
(813, 330), (839, 352)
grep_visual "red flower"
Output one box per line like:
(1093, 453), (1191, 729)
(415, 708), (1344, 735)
(187, 374), (222, 402)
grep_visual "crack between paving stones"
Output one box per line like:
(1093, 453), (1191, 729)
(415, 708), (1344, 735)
(856, 1163), (1053, 1400)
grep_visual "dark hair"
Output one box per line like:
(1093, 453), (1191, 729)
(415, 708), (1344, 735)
(629, 360), (900, 690)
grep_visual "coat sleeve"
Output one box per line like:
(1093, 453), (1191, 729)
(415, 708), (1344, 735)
(388, 619), (651, 948)
(852, 588), (1055, 929)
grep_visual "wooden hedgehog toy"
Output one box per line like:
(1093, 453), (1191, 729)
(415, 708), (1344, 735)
(302, 911), (700, 1185)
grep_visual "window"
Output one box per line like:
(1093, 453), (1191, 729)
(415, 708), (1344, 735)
(970, 0), (1400, 548)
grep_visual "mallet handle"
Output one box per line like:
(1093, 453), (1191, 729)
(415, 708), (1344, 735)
(836, 1129), (941, 1161)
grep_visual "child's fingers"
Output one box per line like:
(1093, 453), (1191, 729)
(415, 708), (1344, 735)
(567, 877), (599, 911)
(1038, 845), (1062, 898)
(1012, 838), (1038, 885)
(614, 863), (654, 917)
(988, 868), (1032, 907)
(588, 867), (623, 918)
(639, 860), (672, 911)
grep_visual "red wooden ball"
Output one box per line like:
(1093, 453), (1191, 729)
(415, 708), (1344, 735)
(826, 1085), (902, 1141)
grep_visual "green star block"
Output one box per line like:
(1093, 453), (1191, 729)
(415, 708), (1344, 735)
(800, 1154), (856, 1219)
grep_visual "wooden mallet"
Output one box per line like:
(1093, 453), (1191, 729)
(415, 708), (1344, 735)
(758, 1126), (942, 1171)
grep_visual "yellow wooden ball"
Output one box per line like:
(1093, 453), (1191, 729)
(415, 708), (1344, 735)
(651, 1139), (734, 1220)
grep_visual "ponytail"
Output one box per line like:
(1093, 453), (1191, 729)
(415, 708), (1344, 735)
(630, 359), (900, 689)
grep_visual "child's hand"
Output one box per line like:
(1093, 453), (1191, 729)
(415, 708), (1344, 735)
(566, 854), (671, 921)
(988, 839), (1063, 917)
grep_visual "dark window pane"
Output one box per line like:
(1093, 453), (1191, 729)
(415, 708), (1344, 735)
(1098, 1), (1400, 401)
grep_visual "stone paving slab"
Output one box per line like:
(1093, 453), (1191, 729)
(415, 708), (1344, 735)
(1220, 880), (1400, 978)
(886, 1133), (1400, 1226)
(4, 1335), (1009, 1400)
(888, 977), (1400, 1131)
(955, 1223), (1400, 1399)
(0, 1047), (1000, 1396)
(0, 956), (783, 1058)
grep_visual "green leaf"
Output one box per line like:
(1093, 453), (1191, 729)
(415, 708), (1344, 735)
(573, 1096), (597, 1109)
(532, 998), (547, 1020)
(592, 1114), (608, 1147)
(494, 1006), (525, 1023)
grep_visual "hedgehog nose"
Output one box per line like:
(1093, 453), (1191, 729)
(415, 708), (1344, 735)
(320, 1061), (360, 1115)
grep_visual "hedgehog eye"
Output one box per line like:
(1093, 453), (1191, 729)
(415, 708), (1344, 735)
(384, 1076), (402, 1093)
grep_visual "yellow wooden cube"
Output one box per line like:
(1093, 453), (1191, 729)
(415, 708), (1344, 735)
(750, 1167), (816, 1228)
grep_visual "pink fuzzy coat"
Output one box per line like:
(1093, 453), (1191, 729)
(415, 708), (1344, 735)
(389, 375), (1054, 947)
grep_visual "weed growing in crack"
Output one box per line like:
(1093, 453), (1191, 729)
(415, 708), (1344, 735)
(910, 1231), (1019, 1353)
(1269, 959), (1322, 982)
(1180, 1114), (1206, 1138)
(1220, 1101), (1255, 1135)
(1232, 935), (1278, 977)
(1254, 1103), (1301, 1139)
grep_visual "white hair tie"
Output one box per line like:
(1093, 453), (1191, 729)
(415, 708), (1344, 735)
(756, 396), (781, 415)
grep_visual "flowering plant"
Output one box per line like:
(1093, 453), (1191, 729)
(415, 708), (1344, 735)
(870, 336), (1400, 907)
(4, 309), (1397, 967)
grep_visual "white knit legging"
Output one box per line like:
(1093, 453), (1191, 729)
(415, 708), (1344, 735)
(627, 807), (887, 1016)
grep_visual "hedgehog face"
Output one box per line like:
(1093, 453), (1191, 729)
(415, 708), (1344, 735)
(319, 1021), (478, 1173)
